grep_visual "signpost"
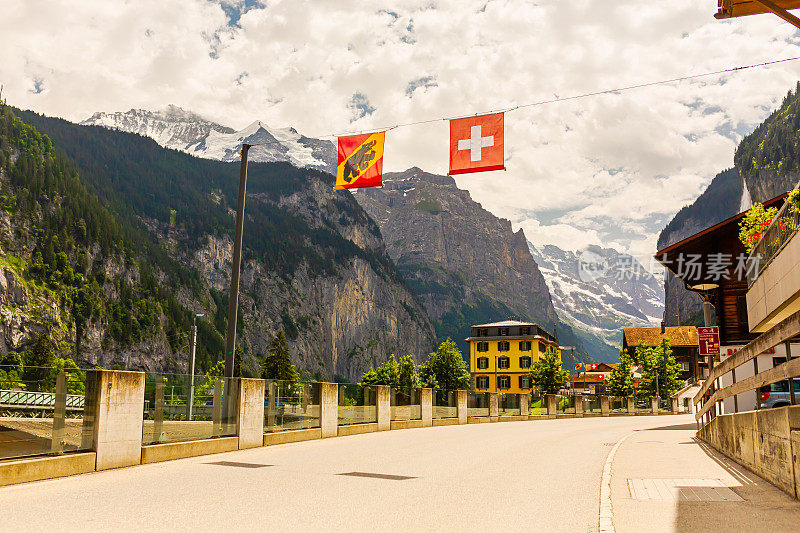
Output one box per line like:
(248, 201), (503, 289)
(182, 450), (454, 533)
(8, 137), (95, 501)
(698, 326), (721, 357)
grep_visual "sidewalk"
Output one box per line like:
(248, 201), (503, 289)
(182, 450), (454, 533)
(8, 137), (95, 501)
(609, 418), (800, 532)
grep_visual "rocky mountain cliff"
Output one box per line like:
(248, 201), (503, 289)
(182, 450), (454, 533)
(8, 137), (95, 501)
(81, 106), (335, 174)
(9, 107), (435, 380)
(354, 167), (594, 366)
(529, 243), (663, 357)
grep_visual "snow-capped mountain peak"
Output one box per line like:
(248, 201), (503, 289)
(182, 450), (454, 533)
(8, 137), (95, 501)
(81, 106), (335, 174)
(529, 242), (664, 350)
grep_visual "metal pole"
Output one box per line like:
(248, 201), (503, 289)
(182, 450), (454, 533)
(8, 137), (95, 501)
(754, 356), (761, 410)
(786, 341), (796, 405)
(732, 367), (739, 413)
(703, 299), (715, 418)
(224, 144), (251, 378)
(187, 314), (201, 421)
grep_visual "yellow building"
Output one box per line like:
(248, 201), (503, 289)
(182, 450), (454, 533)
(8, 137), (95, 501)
(466, 320), (560, 393)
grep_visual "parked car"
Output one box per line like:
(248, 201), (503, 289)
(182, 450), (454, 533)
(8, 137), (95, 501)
(759, 380), (800, 408)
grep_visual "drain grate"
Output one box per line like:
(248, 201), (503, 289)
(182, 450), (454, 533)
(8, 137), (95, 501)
(337, 471), (416, 481)
(206, 461), (272, 469)
(627, 478), (742, 501)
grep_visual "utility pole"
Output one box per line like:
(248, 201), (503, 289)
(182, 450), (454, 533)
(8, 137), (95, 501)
(224, 144), (251, 378)
(186, 313), (205, 421)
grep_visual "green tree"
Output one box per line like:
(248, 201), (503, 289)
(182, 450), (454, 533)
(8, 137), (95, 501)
(418, 339), (470, 390)
(22, 333), (56, 388)
(529, 347), (569, 394)
(635, 340), (683, 398)
(359, 354), (399, 387)
(261, 331), (300, 383)
(397, 355), (421, 389)
(606, 349), (635, 396)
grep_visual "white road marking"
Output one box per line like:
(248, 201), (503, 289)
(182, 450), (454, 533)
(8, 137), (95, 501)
(598, 431), (635, 533)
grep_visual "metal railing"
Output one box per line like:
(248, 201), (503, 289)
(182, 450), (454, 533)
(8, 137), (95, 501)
(747, 190), (800, 287)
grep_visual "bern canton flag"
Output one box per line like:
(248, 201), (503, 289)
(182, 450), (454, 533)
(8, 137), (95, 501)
(449, 112), (505, 175)
(335, 132), (385, 190)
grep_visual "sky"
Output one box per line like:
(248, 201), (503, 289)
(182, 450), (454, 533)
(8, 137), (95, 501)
(2, 0), (800, 268)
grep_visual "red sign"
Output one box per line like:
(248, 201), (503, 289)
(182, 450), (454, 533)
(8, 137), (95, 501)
(449, 113), (505, 175)
(598, 374), (605, 380)
(575, 363), (582, 371)
(589, 363), (598, 371)
(698, 327), (720, 356)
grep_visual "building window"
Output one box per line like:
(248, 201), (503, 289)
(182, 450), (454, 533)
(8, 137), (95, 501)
(519, 356), (532, 369)
(499, 327), (510, 336)
(498, 341), (510, 351)
(477, 341), (489, 352)
(520, 326), (531, 335)
(539, 342), (546, 352)
(497, 375), (511, 389)
(679, 362), (690, 372)
(476, 376), (489, 389)
(497, 356), (510, 369)
(477, 328), (489, 337)
(477, 357), (489, 369)
(519, 340), (532, 351)
(519, 376), (531, 389)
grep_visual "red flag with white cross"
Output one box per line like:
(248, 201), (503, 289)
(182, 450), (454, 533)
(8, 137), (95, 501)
(449, 113), (505, 175)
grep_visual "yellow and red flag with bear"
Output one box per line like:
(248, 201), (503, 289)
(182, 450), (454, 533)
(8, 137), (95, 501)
(335, 131), (385, 190)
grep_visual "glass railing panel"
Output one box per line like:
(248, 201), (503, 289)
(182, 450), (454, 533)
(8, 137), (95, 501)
(498, 393), (521, 416)
(338, 384), (377, 425)
(0, 367), (92, 460)
(390, 387), (421, 421)
(432, 390), (458, 418)
(555, 394), (575, 414)
(264, 381), (321, 432)
(529, 393), (547, 415)
(608, 396), (626, 413)
(467, 392), (490, 417)
(634, 396), (651, 413)
(142, 373), (237, 444)
(583, 394), (602, 413)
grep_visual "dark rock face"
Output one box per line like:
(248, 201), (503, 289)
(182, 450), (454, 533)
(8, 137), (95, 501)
(355, 167), (558, 354)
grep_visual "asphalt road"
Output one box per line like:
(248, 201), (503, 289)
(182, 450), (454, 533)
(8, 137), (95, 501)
(2, 414), (798, 532)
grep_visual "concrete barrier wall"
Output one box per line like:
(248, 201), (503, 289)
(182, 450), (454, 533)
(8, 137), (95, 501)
(698, 405), (800, 499)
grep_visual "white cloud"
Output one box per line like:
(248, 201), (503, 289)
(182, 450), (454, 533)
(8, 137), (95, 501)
(2, 0), (800, 259)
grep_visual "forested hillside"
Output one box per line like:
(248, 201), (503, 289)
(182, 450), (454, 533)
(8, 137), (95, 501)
(1, 106), (435, 379)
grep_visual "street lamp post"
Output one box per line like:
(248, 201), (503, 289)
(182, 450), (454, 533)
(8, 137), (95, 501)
(187, 313), (205, 421)
(224, 144), (251, 378)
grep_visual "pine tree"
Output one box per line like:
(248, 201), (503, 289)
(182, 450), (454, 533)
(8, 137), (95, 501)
(529, 347), (569, 394)
(261, 331), (300, 383)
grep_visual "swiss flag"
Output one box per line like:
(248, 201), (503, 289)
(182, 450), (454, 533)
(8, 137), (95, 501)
(449, 113), (505, 175)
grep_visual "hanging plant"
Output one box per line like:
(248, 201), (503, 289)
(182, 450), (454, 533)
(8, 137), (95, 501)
(739, 202), (778, 253)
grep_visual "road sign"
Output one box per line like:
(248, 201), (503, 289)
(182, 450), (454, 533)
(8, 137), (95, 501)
(698, 326), (720, 356)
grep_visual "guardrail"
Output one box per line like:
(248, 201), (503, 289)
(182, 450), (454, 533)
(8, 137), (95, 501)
(693, 308), (800, 421)
(0, 389), (85, 410)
